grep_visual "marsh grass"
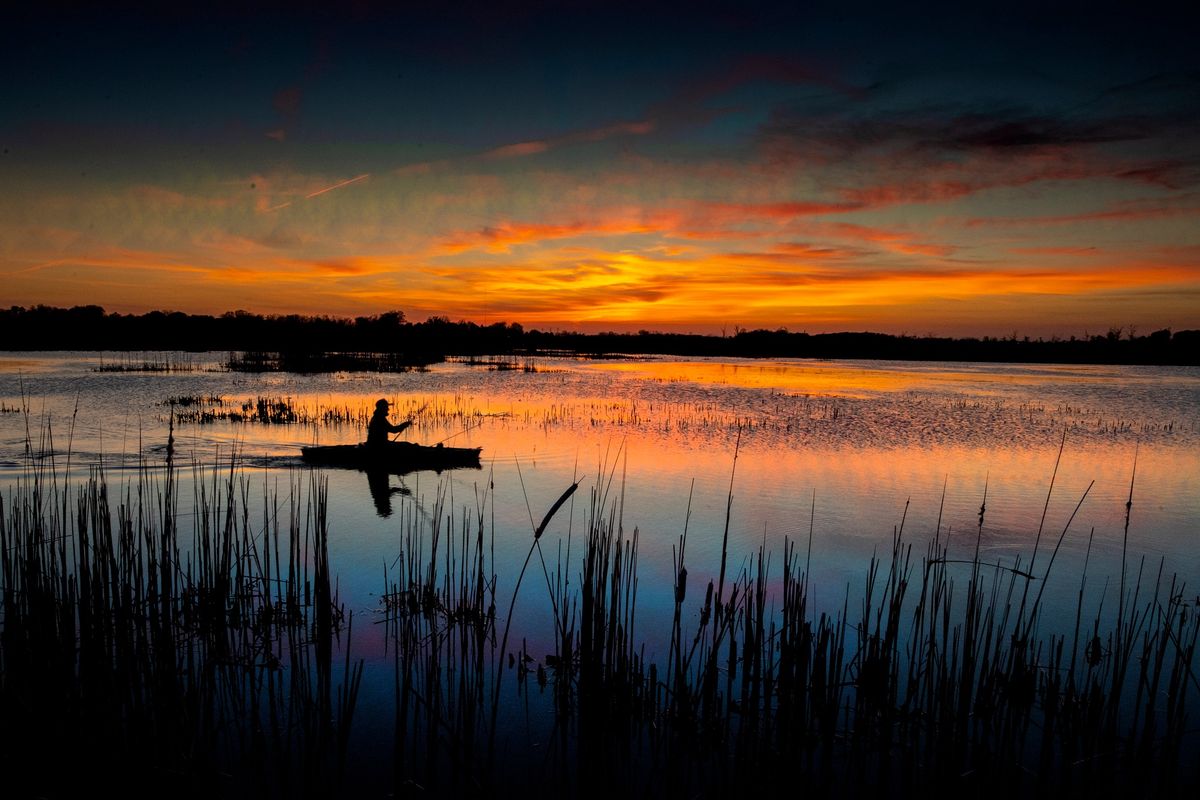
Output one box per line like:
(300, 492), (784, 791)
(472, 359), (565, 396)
(161, 394), (226, 407)
(2, 425), (1196, 797)
(0, 441), (362, 797)
(449, 355), (544, 373)
(94, 352), (205, 372)
(165, 394), (514, 433)
(168, 396), (302, 425)
(226, 351), (437, 373)
(379, 446), (1199, 797)
(154, 380), (1189, 453)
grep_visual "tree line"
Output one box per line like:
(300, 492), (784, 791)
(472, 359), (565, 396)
(2, 305), (1196, 365)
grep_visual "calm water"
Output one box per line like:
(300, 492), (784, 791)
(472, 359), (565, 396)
(2, 352), (1197, 776)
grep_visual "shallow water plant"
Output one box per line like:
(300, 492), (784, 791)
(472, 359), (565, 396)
(2, 431), (1196, 797)
(0, 450), (361, 798)
(377, 447), (1199, 797)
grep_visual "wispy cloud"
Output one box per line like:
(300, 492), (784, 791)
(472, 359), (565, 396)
(964, 197), (1200, 227)
(400, 118), (657, 175)
(757, 95), (1200, 209)
(483, 120), (656, 160)
(433, 200), (873, 254)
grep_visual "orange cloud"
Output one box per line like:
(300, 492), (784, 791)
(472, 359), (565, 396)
(436, 217), (666, 254)
(761, 242), (867, 260)
(965, 201), (1200, 227)
(12, 239), (1193, 335)
(699, 200), (864, 220)
(433, 199), (873, 255)
(831, 147), (1122, 210)
(401, 118), (657, 174)
(364, 241), (1200, 333)
(1008, 246), (1099, 256)
(431, 200), (967, 261)
(4, 124), (1196, 337)
(804, 222), (957, 258)
(309, 261), (371, 275)
(485, 141), (551, 158)
(481, 121), (658, 160)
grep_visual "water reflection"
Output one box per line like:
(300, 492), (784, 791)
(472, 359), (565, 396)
(317, 457), (480, 518)
(1, 352), (1198, 791)
(365, 468), (410, 517)
(0, 351), (1195, 555)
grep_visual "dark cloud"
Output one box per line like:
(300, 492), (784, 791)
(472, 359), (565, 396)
(756, 84), (1200, 204)
(761, 105), (1162, 157)
(273, 86), (303, 117)
(932, 114), (1149, 151)
(1091, 71), (1200, 119)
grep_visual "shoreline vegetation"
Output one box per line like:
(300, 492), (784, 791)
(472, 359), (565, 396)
(3, 305), (1198, 367)
(1, 432), (1197, 796)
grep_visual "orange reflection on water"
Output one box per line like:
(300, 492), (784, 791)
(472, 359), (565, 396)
(581, 359), (1123, 398)
(0, 358), (46, 374)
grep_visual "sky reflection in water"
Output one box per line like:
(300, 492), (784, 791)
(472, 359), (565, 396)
(0, 352), (1196, 672)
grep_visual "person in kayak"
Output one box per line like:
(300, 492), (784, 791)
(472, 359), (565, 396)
(367, 398), (411, 446)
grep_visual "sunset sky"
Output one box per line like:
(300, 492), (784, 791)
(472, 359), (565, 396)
(2, 2), (1198, 336)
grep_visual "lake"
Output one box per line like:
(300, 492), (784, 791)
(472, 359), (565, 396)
(1, 352), (1197, 791)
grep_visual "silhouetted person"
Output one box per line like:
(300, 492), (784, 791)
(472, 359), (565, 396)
(367, 398), (410, 446)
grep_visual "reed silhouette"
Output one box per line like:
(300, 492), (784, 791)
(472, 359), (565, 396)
(2, 429), (1196, 796)
(380, 447), (1199, 796)
(0, 438), (362, 798)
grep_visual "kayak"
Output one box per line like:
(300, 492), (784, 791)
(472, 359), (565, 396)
(301, 441), (482, 474)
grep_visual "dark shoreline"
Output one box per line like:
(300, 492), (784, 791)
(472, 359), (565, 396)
(3, 305), (1197, 366)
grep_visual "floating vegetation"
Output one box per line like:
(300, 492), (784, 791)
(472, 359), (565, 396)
(168, 395), (367, 427)
(160, 393), (226, 407)
(168, 395), (299, 424)
(449, 354), (542, 372)
(0, 456), (362, 797)
(153, 381), (1190, 455)
(946, 396), (1187, 438)
(94, 351), (205, 372)
(165, 394), (500, 430)
(226, 351), (440, 373)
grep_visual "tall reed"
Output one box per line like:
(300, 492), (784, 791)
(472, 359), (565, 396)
(4, 432), (1196, 796)
(0, 446), (361, 797)
(378, 449), (1199, 796)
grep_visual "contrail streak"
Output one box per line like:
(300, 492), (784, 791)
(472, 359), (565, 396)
(14, 259), (70, 274)
(264, 173), (371, 212)
(306, 173), (370, 198)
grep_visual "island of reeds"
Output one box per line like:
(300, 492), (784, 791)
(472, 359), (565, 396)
(1, 438), (1197, 797)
